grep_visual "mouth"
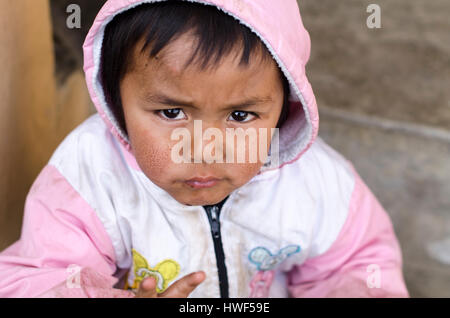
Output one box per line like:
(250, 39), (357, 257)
(184, 177), (221, 189)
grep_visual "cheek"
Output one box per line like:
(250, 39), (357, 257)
(225, 162), (263, 186)
(240, 163), (262, 178)
(130, 130), (172, 179)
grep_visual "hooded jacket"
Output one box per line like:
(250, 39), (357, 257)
(0, 0), (409, 298)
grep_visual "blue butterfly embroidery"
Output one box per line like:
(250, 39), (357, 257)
(248, 245), (301, 271)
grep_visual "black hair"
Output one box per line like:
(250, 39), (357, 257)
(100, 0), (290, 136)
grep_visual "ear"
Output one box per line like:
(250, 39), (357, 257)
(279, 245), (301, 257)
(132, 248), (149, 270)
(155, 260), (180, 282)
(249, 247), (272, 265)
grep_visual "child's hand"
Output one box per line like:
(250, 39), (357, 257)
(135, 271), (206, 298)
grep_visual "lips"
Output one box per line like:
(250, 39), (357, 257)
(185, 177), (221, 189)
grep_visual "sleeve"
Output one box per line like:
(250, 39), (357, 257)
(287, 164), (410, 298)
(0, 164), (135, 298)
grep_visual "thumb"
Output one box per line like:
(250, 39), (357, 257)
(135, 276), (158, 298)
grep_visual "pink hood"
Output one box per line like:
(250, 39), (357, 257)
(83, 0), (319, 173)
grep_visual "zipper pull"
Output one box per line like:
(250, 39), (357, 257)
(209, 206), (220, 238)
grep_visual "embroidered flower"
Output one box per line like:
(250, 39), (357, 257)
(248, 245), (301, 271)
(128, 249), (180, 293)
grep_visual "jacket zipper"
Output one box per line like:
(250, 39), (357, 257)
(204, 204), (229, 298)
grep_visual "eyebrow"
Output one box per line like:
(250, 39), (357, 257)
(144, 93), (273, 110)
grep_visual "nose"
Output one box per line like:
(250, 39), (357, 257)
(191, 120), (225, 164)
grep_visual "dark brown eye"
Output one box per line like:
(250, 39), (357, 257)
(159, 109), (185, 120)
(229, 111), (255, 123)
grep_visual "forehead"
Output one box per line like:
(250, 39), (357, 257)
(130, 31), (279, 86)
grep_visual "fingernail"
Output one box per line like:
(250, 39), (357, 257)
(196, 271), (206, 281)
(143, 276), (155, 287)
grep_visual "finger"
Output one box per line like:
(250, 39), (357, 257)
(136, 276), (158, 298)
(159, 271), (206, 298)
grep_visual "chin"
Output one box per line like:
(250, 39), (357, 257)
(175, 190), (228, 207)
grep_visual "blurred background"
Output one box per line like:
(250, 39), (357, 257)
(0, 0), (448, 297)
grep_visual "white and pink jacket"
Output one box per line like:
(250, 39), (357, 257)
(0, 0), (409, 298)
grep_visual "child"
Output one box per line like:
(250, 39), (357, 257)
(0, 0), (409, 298)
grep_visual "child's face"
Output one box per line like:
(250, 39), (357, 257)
(120, 33), (284, 206)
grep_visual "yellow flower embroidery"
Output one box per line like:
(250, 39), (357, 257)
(129, 248), (180, 293)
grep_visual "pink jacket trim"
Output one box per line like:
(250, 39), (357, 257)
(287, 163), (409, 298)
(0, 165), (134, 298)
